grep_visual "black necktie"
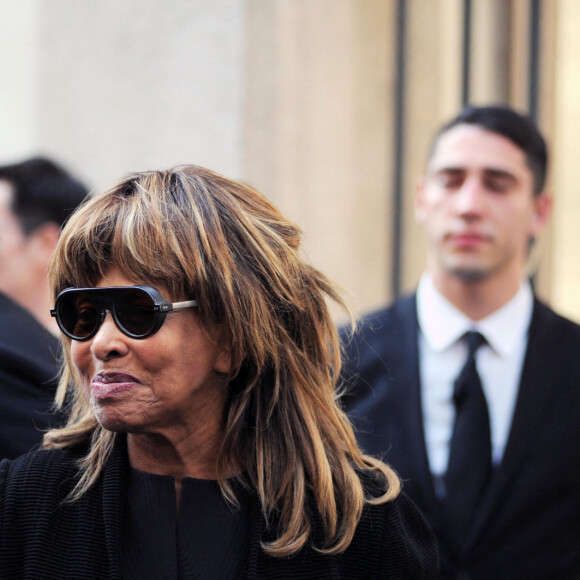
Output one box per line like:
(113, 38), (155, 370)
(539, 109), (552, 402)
(442, 331), (491, 546)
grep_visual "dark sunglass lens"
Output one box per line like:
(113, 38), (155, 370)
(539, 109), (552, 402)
(59, 293), (100, 338)
(114, 289), (156, 336)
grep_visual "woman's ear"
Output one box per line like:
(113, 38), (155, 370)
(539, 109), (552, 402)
(212, 328), (232, 374)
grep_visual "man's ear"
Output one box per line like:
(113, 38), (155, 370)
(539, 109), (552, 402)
(414, 177), (428, 224)
(27, 222), (60, 268)
(530, 191), (552, 238)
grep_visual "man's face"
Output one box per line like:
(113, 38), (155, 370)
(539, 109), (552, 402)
(415, 124), (550, 286)
(0, 179), (36, 298)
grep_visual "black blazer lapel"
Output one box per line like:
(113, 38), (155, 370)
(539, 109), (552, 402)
(345, 295), (437, 515)
(389, 295), (438, 512)
(463, 300), (564, 549)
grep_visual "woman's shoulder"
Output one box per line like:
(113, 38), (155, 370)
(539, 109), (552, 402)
(0, 445), (87, 495)
(356, 469), (433, 537)
(344, 471), (440, 578)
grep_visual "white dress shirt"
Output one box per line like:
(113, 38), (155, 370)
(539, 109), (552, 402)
(416, 274), (533, 478)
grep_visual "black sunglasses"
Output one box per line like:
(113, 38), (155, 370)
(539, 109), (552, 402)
(51, 286), (198, 341)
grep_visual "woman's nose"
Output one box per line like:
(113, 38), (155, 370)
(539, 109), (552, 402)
(90, 311), (128, 360)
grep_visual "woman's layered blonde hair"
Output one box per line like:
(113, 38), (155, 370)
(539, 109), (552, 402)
(45, 165), (400, 556)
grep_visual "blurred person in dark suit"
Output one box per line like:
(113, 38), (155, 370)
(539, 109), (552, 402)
(342, 105), (580, 578)
(0, 156), (88, 459)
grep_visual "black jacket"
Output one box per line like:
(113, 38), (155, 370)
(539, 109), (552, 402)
(0, 292), (62, 459)
(342, 295), (580, 578)
(0, 437), (439, 579)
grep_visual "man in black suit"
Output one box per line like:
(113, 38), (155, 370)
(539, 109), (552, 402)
(0, 157), (88, 458)
(342, 105), (580, 578)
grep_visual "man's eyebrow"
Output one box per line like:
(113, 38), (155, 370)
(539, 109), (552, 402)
(429, 166), (465, 176)
(483, 168), (518, 182)
(428, 166), (519, 181)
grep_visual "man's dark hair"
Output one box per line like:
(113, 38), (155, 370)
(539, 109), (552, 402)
(430, 105), (548, 196)
(0, 156), (89, 234)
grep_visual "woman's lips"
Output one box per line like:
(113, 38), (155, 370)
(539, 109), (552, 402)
(91, 372), (139, 399)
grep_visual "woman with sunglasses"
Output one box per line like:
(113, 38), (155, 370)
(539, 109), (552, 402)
(0, 165), (438, 579)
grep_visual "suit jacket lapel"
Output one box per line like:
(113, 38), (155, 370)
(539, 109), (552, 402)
(464, 300), (561, 548)
(392, 295), (438, 513)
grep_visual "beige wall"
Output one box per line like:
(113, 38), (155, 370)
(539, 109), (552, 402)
(0, 0), (41, 160)
(0, 0), (578, 322)
(37, 0), (248, 190)
(551, 0), (580, 322)
(244, 0), (394, 318)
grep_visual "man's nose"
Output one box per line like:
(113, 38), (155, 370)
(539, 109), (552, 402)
(455, 177), (486, 215)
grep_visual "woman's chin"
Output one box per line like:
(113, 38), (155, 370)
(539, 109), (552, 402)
(93, 407), (141, 434)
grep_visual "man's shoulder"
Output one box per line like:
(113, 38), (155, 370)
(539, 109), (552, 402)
(339, 295), (417, 409)
(0, 292), (60, 368)
(529, 300), (580, 371)
(340, 294), (416, 371)
(345, 294), (416, 344)
(0, 292), (34, 326)
(532, 298), (580, 340)
(532, 297), (580, 328)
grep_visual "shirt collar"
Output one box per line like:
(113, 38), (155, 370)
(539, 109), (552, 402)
(417, 274), (534, 357)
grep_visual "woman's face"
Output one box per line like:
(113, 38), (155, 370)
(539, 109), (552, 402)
(70, 267), (231, 441)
